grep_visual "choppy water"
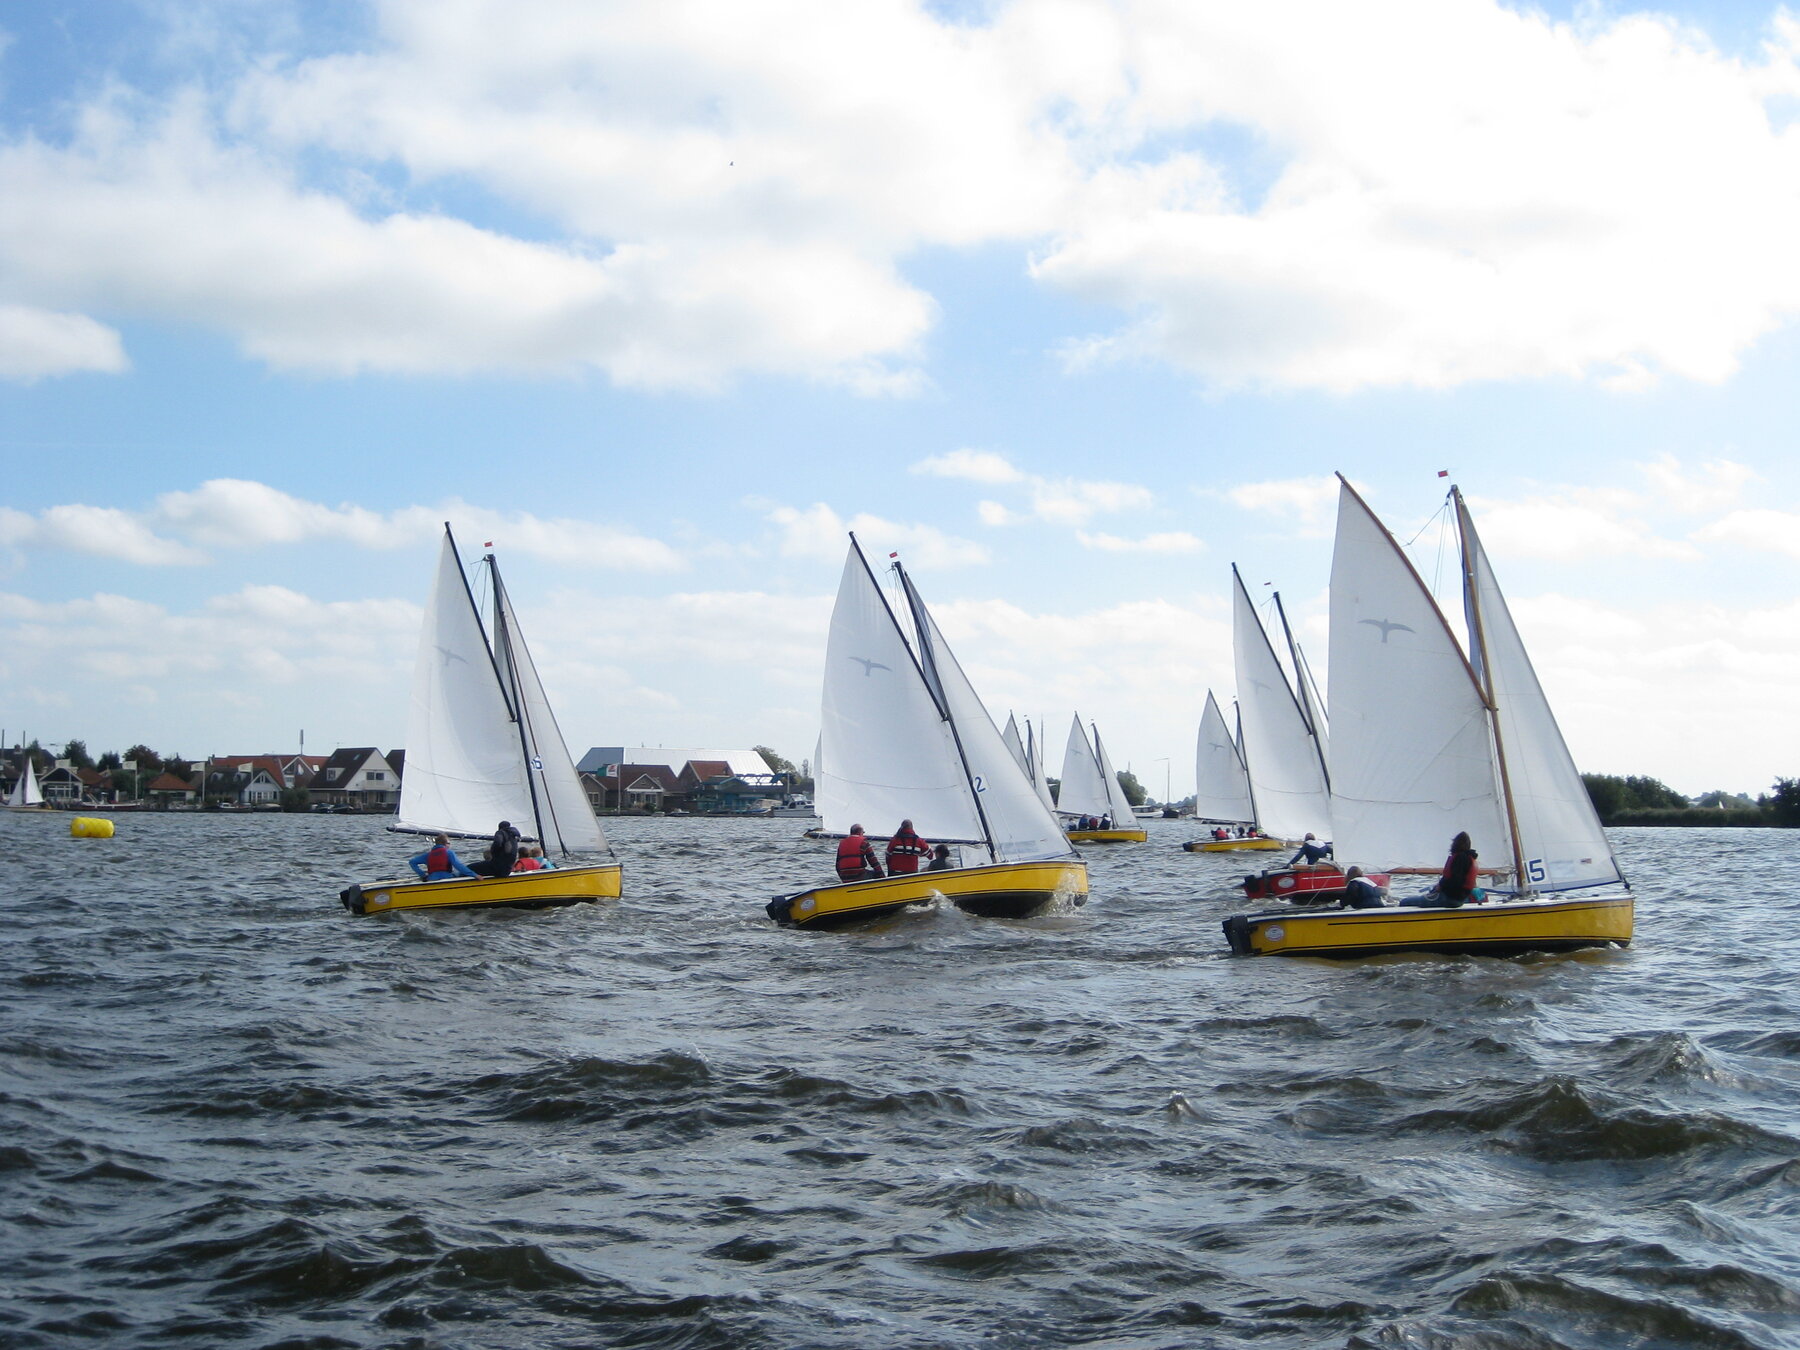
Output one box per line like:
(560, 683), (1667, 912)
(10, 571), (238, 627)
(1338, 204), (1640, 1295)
(3, 813), (1798, 1349)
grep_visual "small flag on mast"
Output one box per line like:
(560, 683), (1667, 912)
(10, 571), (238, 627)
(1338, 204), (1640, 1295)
(1437, 470), (1448, 478)
(889, 551), (898, 558)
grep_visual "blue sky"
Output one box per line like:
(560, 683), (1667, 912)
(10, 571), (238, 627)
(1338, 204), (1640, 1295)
(4, 0), (1799, 796)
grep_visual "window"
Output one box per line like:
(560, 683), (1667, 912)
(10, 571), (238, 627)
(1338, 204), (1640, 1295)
(366, 771), (385, 782)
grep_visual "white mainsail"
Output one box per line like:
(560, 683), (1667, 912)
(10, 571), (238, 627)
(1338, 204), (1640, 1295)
(1327, 479), (1508, 871)
(6, 759), (44, 807)
(1232, 567), (1331, 840)
(1193, 691), (1254, 823)
(1457, 491), (1622, 894)
(909, 590), (1071, 862)
(1057, 714), (1111, 820)
(1091, 726), (1138, 824)
(1026, 718), (1059, 815)
(491, 569), (609, 855)
(398, 532), (535, 839)
(816, 546), (987, 843)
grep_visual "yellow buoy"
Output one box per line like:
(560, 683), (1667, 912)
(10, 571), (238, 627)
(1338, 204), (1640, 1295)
(70, 816), (115, 839)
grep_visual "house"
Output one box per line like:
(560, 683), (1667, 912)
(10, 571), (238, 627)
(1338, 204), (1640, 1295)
(145, 770), (202, 806)
(577, 746), (774, 779)
(76, 767), (116, 802)
(595, 763), (685, 812)
(308, 748), (402, 810)
(689, 772), (785, 815)
(204, 765), (283, 807)
(39, 761), (83, 804)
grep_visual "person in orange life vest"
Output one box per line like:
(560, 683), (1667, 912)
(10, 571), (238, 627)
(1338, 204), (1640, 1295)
(885, 819), (931, 874)
(408, 832), (478, 882)
(512, 845), (545, 873)
(835, 825), (883, 881)
(1398, 831), (1483, 908)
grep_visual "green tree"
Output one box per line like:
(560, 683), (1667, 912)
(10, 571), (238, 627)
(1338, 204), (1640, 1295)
(1116, 768), (1147, 808)
(1770, 778), (1800, 828)
(754, 745), (797, 776)
(123, 744), (164, 774)
(62, 739), (94, 770)
(97, 750), (123, 771)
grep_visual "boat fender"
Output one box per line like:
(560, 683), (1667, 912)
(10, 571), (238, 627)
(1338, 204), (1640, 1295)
(70, 816), (115, 839)
(764, 894), (794, 925)
(340, 884), (367, 915)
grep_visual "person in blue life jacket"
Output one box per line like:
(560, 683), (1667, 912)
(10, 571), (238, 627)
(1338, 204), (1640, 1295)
(1288, 832), (1333, 866)
(409, 832), (478, 882)
(1338, 865), (1385, 909)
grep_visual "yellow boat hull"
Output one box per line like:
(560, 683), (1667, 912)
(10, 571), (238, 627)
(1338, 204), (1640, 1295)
(341, 863), (622, 915)
(1186, 837), (1286, 852)
(768, 859), (1089, 928)
(1222, 893), (1633, 959)
(1066, 829), (1147, 844)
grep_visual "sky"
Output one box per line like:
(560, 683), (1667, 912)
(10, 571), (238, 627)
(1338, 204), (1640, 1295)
(3, 0), (1799, 799)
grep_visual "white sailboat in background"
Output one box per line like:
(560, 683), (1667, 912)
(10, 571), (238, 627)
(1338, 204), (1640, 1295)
(1185, 691), (1280, 852)
(5, 756), (47, 810)
(341, 526), (621, 916)
(1003, 714), (1060, 817)
(1232, 565), (1332, 844)
(770, 538), (1087, 927)
(1224, 477), (1633, 957)
(1058, 715), (1147, 843)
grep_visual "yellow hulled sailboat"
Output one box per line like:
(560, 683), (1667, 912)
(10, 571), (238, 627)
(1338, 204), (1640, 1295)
(339, 527), (620, 916)
(766, 539), (1087, 929)
(1223, 478), (1633, 958)
(1058, 716), (1147, 844)
(1184, 692), (1282, 851)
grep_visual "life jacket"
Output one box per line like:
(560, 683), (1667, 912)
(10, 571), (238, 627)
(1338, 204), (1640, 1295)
(1442, 848), (1479, 899)
(836, 835), (875, 879)
(426, 845), (451, 874)
(512, 856), (543, 872)
(885, 829), (929, 873)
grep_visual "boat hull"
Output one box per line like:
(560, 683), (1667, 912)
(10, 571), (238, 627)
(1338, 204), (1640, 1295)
(1067, 829), (1147, 844)
(1221, 893), (1633, 959)
(340, 863), (623, 915)
(1185, 837), (1285, 852)
(1240, 865), (1390, 902)
(768, 859), (1089, 928)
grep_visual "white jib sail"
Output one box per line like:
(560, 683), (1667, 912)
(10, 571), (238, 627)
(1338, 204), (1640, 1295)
(491, 569), (609, 855)
(1194, 691), (1254, 823)
(1233, 570), (1332, 841)
(1026, 719), (1059, 815)
(8, 760), (44, 807)
(914, 600), (1072, 862)
(1458, 495), (1622, 894)
(1327, 480), (1508, 871)
(1091, 727), (1138, 825)
(398, 531), (536, 838)
(817, 547), (986, 843)
(1002, 714), (1030, 778)
(1057, 713), (1111, 820)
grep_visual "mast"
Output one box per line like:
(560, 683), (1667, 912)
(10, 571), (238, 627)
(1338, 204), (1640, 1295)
(1272, 589), (1330, 790)
(1452, 486), (1527, 893)
(896, 560), (999, 862)
(485, 551), (550, 853)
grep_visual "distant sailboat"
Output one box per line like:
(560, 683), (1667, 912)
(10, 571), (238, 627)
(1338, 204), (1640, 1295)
(767, 538), (1087, 927)
(340, 526), (621, 916)
(5, 756), (47, 810)
(1232, 565), (1331, 845)
(1058, 716), (1147, 843)
(1224, 477), (1633, 957)
(1184, 692), (1282, 852)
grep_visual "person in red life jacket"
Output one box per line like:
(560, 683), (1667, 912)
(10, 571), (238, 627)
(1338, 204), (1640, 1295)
(408, 832), (478, 882)
(1399, 831), (1482, 908)
(512, 845), (545, 873)
(885, 819), (931, 875)
(835, 825), (884, 881)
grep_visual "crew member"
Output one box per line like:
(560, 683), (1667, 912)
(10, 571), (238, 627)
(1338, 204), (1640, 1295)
(1288, 833), (1333, 866)
(885, 819), (931, 874)
(835, 825), (883, 881)
(409, 832), (477, 882)
(1339, 866), (1385, 909)
(468, 820), (523, 877)
(1399, 831), (1482, 907)
(926, 843), (954, 872)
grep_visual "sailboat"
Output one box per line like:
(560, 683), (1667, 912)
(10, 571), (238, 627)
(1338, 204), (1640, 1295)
(1223, 477), (1633, 957)
(766, 539), (1087, 928)
(4, 755), (47, 810)
(1058, 716), (1147, 843)
(1183, 692), (1281, 851)
(1003, 714), (1060, 818)
(339, 526), (621, 916)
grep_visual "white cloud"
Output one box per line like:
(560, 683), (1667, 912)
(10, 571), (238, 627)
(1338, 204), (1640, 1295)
(1636, 453), (1758, 514)
(0, 480), (686, 570)
(0, 303), (127, 380)
(1467, 493), (1701, 562)
(765, 502), (988, 569)
(910, 449), (1028, 484)
(1076, 529), (1203, 553)
(1693, 508), (1800, 559)
(1217, 475), (1340, 535)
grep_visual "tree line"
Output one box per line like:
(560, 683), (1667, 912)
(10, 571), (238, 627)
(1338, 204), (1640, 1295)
(1581, 773), (1800, 827)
